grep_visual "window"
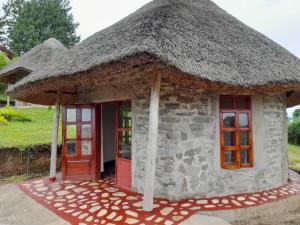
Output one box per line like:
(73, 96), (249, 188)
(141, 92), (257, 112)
(116, 102), (132, 160)
(220, 96), (253, 169)
(64, 107), (93, 156)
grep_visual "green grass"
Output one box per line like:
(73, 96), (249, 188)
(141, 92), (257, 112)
(288, 144), (300, 172)
(0, 108), (61, 147)
(0, 173), (48, 186)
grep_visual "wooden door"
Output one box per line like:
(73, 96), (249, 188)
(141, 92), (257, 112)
(62, 105), (99, 181)
(115, 101), (132, 190)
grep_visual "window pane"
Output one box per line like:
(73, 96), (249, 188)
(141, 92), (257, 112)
(240, 132), (249, 146)
(81, 140), (92, 155)
(224, 151), (237, 165)
(82, 108), (91, 122)
(223, 113), (235, 128)
(241, 150), (250, 165)
(220, 97), (233, 109)
(239, 113), (249, 128)
(118, 130), (132, 159)
(224, 132), (236, 146)
(81, 124), (91, 138)
(66, 141), (76, 155)
(237, 96), (250, 109)
(67, 125), (76, 139)
(67, 108), (76, 122)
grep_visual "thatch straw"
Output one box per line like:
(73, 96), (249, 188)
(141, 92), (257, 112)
(4, 0), (300, 105)
(0, 38), (67, 83)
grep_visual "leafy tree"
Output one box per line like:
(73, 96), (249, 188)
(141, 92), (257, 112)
(293, 109), (300, 120)
(0, 0), (25, 46)
(9, 0), (80, 55)
(288, 118), (300, 145)
(0, 52), (12, 106)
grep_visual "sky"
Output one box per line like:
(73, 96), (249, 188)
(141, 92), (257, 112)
(0, 0), (299, 116)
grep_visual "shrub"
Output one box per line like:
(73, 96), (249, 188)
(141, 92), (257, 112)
(0, 106), (31, 122)
(288, 117), (300, 145)
(0, 115), (8, 125)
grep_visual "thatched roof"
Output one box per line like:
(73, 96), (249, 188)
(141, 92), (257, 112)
(5, 0), (300, 105)
(0, 38), (67, 84)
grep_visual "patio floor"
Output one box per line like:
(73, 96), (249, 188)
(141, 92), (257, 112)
(17, 171), (300, 225)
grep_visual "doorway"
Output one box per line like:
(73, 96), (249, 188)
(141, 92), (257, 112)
(61, 101), (132, 190)
(101, 101), (132, 191)
(101, 102), (116, 178)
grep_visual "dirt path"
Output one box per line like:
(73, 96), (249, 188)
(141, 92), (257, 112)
(233, 207), (300, 225)
(0, 184), (69, 225)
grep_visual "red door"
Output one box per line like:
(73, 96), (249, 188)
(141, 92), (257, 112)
(62, 105), (99, 181)
(115, 101), (132, 190)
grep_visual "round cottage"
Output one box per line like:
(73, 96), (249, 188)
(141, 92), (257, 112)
(1, 0), (300, 203)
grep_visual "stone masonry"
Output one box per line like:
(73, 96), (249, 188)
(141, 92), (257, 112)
(131, 78), (288, 201)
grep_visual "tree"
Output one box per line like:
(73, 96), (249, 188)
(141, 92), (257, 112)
(0, 52), (12, 106)
(0, 0), (25, 47)
(9, 0), (80, 55)
(293, 109), (300, 120)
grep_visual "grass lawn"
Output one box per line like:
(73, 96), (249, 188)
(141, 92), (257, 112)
(288, 144), (300, 172)
(0, 108), (62, 147)
(0, 107), (300, 173)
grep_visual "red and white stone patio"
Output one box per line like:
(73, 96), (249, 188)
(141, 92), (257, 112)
(17, 171), (300, 225)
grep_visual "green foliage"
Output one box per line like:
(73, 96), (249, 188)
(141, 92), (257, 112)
(293, 109), (300, 120)
(0, 0), (25, 46)
(0, 108), (62, 147)
(8, 0), (80, 55)
(0, 106), (31, 122)
(0, 115), (8, 125)
(0, 52), (12, 101)
(288, 117), (300, 145)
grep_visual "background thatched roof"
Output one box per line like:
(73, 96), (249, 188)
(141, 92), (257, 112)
(0, 38), (67, 84)
(4, 0), (300, 105)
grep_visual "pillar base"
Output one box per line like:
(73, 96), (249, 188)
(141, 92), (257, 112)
(49, 177), (56, 182)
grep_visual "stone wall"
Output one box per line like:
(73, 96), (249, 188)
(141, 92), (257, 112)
(131, 78), (288, 200)
(0, 144), (61, 178)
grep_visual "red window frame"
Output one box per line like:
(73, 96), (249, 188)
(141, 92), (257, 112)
(220, 95), (253, 169)
(115, 101), (132, 159)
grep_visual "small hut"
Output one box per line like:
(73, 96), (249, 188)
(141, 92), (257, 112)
(1, 0), (300, 211)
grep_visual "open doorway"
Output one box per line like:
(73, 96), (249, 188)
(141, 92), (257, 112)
(101, 102), (117, 178)
(100, 101), (132, 190)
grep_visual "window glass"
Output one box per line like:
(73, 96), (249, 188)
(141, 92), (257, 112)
(239, 113), (249, 128)
(82, 108), (91, 122)
(220, 97), (234, 109)
(236, 96), (250, 109)
(67, 125), (76, 139)
(81, 124), (92, 139)
(240, 132), (249, 146)
(67, 108), (76, 122)
(220, 95), (252, 169)
(240, 150), (250, 165)
(81, 140), (91, 155)
(223, 113), (235, 128)
(224, 151), (237, 165)
(224, 132), (236, 146)
(66, 141), (76, 155)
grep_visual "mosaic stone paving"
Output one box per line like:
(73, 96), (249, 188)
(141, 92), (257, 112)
(18, 171), (300, 225)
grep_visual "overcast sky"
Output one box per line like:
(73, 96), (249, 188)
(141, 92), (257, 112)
(1, 0), (299, 115)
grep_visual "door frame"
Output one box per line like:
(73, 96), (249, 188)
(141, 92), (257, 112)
(61, 104), (101, 181)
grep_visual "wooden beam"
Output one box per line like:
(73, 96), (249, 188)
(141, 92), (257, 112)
(143, 72), (162, 211)
(45, 90), (77, 95)
(49, 92), (61, 181)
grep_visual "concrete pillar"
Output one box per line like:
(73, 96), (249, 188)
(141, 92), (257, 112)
(49, 92), (60, 181)
(143, 72), (161, 211)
